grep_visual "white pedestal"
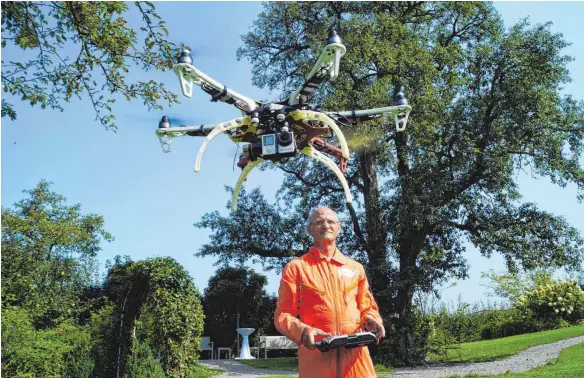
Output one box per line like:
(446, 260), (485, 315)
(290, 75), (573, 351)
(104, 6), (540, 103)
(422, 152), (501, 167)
(235, 328), (256, 359)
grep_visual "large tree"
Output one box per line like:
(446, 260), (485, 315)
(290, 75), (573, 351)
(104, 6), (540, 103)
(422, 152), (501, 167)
(1, 1), (178, 130)
(202, 266), (277, 350)
(193, 2), (584, 365)
(1, 180), (113, 328)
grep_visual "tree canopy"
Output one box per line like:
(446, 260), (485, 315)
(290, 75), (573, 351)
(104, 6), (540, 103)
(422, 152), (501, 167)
(202, 266), (277, 349)
(194, 2), (584, 364)
(1, 1), (179, 130)
(1, 180), (113, 328)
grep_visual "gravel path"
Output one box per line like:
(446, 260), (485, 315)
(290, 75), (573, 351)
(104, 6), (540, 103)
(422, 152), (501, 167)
(389, 335), (584, 377)
(198, 336), (583, 378)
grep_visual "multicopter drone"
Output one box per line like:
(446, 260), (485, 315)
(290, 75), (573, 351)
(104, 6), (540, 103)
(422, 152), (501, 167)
(156, 31), (412, 211)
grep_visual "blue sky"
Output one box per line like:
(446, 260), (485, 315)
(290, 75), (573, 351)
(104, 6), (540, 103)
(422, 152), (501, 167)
(2, 2), (583, 307)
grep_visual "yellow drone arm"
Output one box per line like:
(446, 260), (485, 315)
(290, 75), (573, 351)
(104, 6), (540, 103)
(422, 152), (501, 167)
(232, 158), (263, 212)
(195, 116), (250, 172)
(301, 146), (352, 205)
(289, 110), (350, 159)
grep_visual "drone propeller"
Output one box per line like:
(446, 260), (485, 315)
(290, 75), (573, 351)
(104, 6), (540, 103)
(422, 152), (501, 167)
(157, 115), (192, 127)
(177, 43), (201, 58)
(125, 111), (194, 127)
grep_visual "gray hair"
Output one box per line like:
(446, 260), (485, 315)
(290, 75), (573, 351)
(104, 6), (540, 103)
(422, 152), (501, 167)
(308, 207), (339, 225)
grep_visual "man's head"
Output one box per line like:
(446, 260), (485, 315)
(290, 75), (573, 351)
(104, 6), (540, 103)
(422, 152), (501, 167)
(307, 207), (341, 244)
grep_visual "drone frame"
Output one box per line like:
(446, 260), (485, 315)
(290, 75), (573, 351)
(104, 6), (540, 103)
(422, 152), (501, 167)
(156, 31), (412, 211)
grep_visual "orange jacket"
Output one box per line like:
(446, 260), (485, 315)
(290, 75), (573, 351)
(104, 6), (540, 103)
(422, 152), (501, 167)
(275, 247), (382, 378)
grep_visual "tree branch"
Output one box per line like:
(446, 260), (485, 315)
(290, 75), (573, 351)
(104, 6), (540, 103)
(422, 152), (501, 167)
(346, 202), (370, 253)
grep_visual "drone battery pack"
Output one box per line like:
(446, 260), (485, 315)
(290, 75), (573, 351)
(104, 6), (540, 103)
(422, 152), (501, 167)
(315, 331), (377, 353)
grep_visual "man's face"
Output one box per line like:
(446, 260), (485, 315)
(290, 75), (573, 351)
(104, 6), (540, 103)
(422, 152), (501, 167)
(307, 209), (341, 244)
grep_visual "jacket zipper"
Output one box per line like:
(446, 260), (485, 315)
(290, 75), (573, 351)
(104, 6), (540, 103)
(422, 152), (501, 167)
(327, 259), (341, 378)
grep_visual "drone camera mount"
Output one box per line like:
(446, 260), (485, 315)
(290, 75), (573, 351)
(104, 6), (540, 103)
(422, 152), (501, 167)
(243, 105), (299, 163)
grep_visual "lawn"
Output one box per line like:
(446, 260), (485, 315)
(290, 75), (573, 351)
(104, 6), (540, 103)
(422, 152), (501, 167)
(240, 357), (297, 371)
(429, 324), (584, 363)
(190, 364), (224, 378)
(446, 341), (584, 378)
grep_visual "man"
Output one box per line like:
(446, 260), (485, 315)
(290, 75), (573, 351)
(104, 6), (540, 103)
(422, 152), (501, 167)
(274, 207), (386, 378)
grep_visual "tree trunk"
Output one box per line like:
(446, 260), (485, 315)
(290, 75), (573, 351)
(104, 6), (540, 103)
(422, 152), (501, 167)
(394, 223), (427, 365)
(358, 147), (425, 365)
(392, 123), (425, 365)
(358, 150), (391, 310)
(396, 243), (416, 362)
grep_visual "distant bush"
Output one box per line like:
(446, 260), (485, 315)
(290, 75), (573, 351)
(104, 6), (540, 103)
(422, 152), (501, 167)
(516, 277), (584, 324)
(1, 306), (93, 378)
(124, 339), (165, 378)
(424, 287), (581, 345)
(429, 302), (518, 343)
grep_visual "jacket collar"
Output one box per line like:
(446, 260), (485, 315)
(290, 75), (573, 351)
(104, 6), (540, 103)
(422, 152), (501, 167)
(309, 246), (350, 265)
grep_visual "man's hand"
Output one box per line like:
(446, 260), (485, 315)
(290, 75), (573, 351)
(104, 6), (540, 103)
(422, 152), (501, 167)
(301, 327), (331, 350)
(363, 315), (386, 342)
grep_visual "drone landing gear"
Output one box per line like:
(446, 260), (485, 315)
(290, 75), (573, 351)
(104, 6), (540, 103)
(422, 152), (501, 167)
(194, 116), (251, 172)
(230, 146), (352, 212)
(232, 158), (263, 212)
(301, 146), (352, 205)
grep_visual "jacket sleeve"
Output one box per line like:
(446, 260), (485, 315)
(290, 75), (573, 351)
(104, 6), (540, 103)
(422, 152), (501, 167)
(274, 262), (309, 345)
(357, 267), (383, 326)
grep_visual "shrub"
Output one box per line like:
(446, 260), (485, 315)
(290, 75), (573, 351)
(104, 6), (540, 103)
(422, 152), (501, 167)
(1, 306), (93, 378)
(516, 277), (584, 324)
(124, 339), (165, 378)
(429, 302), (516, 343)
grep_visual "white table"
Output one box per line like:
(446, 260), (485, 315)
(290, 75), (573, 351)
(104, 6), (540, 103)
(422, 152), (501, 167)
(236, 328), (256, 359)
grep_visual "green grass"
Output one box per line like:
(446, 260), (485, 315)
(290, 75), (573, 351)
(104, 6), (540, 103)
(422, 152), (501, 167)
(240, 357), (298, 371)
(445, 341), (584, 378)
(189, 364), (224, 378)
(374, 363), (394, 374)
(429, 324), (584, 363)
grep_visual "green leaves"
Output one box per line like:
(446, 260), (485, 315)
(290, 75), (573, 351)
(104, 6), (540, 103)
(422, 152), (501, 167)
(102, 257), (205, 378)
(202, 266), (276, 348)
(1, 306), (94, 377)
(1, 1), (180, 130)
(1, 180), (112, 328)
(516, 274), (584, 323)
(203, 2), (583, 338)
